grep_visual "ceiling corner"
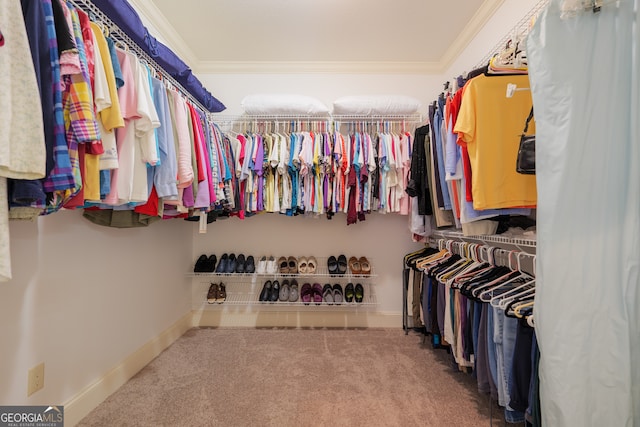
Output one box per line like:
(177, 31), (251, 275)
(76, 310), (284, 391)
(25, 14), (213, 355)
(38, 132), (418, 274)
(437, 0), (506, 73)
(128, 0), (200, 69)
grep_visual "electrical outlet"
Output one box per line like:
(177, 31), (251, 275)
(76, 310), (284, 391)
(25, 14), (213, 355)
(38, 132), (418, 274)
(27, 363), (44, 396)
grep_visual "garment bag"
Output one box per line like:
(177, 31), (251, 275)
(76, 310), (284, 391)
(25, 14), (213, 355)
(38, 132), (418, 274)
(528, 1), (640, 425)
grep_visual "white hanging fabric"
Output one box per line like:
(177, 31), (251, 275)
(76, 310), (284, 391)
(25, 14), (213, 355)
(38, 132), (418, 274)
(528, 1), (640, 426)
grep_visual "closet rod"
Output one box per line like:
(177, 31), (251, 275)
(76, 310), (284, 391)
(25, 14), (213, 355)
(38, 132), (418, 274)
(69, 0), (210, 115)
(210, 113), (423, 125)
(473, 0), (550, 70)
(211, 114), (331, 123)
(333, 113), (423, 123)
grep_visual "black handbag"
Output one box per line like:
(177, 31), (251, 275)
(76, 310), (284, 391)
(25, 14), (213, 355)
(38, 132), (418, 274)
(516, 107), (536, 175)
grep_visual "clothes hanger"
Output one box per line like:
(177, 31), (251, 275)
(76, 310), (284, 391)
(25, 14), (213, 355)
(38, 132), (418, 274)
(451, 245), (494, 289)
(480, 251), (534, 303)
(493, 282), (536, 308)
(505, 297), (535, 319)
(415, 244), (450, 270)
(510, 295), (536, 317)
(459, 247), (516, 299)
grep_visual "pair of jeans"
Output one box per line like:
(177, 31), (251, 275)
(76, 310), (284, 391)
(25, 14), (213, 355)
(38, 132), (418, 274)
(493, 307), (525, 423)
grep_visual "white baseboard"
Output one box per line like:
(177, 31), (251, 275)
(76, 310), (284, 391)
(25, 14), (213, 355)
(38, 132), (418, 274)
(63, 312), (193, 426)
(191, 309), (403, 329)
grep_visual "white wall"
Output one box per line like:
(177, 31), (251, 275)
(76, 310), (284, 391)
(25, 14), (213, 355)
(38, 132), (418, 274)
(199, 73), (441, 117)
(0, 211), (192, 407)
(192, 210), (423, 315)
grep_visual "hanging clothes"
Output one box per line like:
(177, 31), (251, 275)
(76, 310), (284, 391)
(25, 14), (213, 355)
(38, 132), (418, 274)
(454, 73), (537, 210)
(409, 242), (537, 424)
(0, 0), (47, 281)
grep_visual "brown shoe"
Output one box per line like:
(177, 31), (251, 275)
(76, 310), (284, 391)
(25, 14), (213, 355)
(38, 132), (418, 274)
(217, 282), (226, 304)
(359, 257), (371, 275)
(207, 283), (218, 304)
(348, 256), (361, 275)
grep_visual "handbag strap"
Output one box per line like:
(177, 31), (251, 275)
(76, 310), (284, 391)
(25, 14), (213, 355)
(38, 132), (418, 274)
(523, 107), (534, 133)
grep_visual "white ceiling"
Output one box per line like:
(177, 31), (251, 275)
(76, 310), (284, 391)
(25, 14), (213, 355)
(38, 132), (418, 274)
(130, 0), (505, 74)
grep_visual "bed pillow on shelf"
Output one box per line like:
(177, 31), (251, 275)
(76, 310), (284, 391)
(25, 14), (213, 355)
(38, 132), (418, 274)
(240, 94), (330, 116)
(332, 95), (422, 116)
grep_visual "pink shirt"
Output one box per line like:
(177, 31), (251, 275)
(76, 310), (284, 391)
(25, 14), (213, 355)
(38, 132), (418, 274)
(171, 91), (194, 189)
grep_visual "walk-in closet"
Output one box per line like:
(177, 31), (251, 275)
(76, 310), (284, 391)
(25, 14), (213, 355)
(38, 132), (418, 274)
(1, 0), (638, 426)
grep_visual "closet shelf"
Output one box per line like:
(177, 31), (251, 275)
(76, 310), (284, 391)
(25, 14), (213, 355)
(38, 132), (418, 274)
(201, 293), (378, 309)
(255, 271), (377, 280)
(188, 272), (376, 280)
(189, 272), (256, 278)
(431, 229), (536, 248)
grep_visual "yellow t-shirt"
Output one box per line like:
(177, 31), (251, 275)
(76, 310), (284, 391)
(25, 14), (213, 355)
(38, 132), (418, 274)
(454, 74), (537, 210)
(90, 23), (124, 131)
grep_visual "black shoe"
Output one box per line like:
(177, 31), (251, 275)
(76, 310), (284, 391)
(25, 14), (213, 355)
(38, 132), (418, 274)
(345, 283), (355, 303)
(259, 281), (272, 302)
(270, 280), (280, 302)
(226, 253), (237, 273)
(337, 255), (348, 275)
(327, 256), (338, 276)
(236, 254), (246, 273)
(355, 283), (364, 303)
(206, 254), (217, 272)
(194, 254), (208, 272)
(216, 253), (228, 273)
(245, 256), (255, 273)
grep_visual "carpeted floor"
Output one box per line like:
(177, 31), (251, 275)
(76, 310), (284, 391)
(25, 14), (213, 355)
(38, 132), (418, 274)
(78, 328), (503, 427)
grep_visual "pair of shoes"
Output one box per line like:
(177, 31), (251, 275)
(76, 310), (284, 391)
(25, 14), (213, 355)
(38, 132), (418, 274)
(278, 256), (299, 274)
(215, 254), (256, 274)
(256, 256), (278, 274)
(322, 284), (344, 305)
(207, 282), (226, 304)
(215, 253), (236, 273)
(298, 256), (318, 274)
(300, 283), (323, 305)
(348, 257), (371, 275)
(278, 279), (298, 301)
(235, 254), (255, 274)
(194, 254), (217, 272)
(327, 255), (348, 275)
(344, 283), (364, 303)
(259, 280), (281, 302)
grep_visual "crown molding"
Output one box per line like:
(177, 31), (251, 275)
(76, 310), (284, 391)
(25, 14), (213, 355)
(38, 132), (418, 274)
(195, 61), (443, 75)
(127, 0), (199, 68)
(438, 0), (506, 72)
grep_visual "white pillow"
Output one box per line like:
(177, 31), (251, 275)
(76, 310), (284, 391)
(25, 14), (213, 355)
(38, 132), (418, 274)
(332, 95), (421, 116)
(241, 94), (330, 116)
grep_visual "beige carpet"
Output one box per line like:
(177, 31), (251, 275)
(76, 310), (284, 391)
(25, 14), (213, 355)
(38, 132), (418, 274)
(78, 328), (504, 427)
